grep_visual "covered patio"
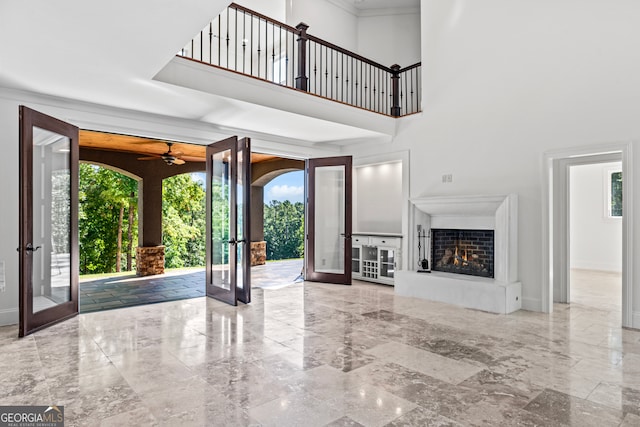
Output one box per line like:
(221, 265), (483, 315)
(79, 259), (303, 313)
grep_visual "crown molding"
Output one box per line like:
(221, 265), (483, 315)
(358, 7), (420, 17)
(326, 0), (358, 16)
(326, 0), (419, 18)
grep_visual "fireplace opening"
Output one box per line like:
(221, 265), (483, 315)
(431, 229), (494, 278)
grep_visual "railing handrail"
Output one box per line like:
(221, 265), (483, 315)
(306, 34), (394, 73)
(181, 3), (422, 117)
(399, 62), (421, 73)
(230, 2), (421, 74)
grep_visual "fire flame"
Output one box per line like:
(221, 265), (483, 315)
(453, 246), (468, 266)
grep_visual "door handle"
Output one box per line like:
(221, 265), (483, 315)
(228, 238), (237, 245)
(17, 243), (41, 253)
(340, 233), (352, 239)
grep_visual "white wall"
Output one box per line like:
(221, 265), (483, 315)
(235, 0), (421, 67)
(349, 0), (640, 313)
(357, 12), (421, 67)
(236, 0), (286, 22)
(0, 99), (20, 325)
(286, 0), (358, 52)
(354, 162), (402, 233)
(570, 162), (622, 272)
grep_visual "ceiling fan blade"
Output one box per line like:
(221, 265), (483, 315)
(137, 156), (161, 161)
(179, 155), (205, 162)
(173, 158), (186, 165)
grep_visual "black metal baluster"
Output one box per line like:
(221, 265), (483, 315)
(278, 26), (282, 84)
(270, 23), (275, 82)
(335, 51), (340, 101)
(318, 44), (321, 95)
(285, 27), (288, 86)
(380, 70), (385, 113)
(257, 18), (261, 78)
(209, 21), (213, 64)
(367, 64), (371, 110)
(234, 8), (238, 71)
(373, 67), (377, 112)
(250, 13), (254, 76)
(313, 42), (318, 95)
(242, 11), (246, 73)
(265, 18), (268, 80)
(341, 53), (344, 102)
(225, 8), (231, 68)
(404, 69), (408, 114)
(354, 59), (358, 106)
(410, 69), (416, 113)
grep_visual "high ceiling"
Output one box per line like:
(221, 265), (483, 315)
(0, 0), (395, 151)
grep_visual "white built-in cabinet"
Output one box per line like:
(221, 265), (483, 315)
(351, 233), (402, 285)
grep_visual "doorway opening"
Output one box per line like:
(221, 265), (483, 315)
(78, 131), (312, 310)
(569, 160), (622, 314)
(544, 143), (633, 328)
(78, 131), (209, 313)
(250, 155), (305, 289)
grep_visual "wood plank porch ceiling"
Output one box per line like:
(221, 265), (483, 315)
(79, 130), (277, 163)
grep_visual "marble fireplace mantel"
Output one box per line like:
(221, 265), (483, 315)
(395, 194), (521, 314)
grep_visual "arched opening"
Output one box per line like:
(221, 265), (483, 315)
(250, 163), (306, 289)
(263, 170), (305, 261)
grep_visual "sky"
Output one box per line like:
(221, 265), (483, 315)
(191, 170), (304, 204)
(264, 170), (304, 204)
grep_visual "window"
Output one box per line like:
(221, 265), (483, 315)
(608, 169), (622, 217)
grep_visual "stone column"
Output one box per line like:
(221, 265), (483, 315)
(136, 246), (165, 276)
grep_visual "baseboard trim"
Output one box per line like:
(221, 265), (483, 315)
(521, 297), (541, 312)
(631, 311), (640, 330)
(0, 308), (18, 327)
(570, 263), (622, 273)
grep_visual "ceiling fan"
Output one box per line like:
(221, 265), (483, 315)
(137, 142), (185, 165)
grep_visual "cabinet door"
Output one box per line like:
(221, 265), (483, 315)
(351, 245), (362, 277)
(379, 247), (396, 280)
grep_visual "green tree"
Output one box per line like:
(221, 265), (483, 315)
(162, 174), (207, 268)
(79, 164), (138, 274)
(263, 200), (304, 260)
(611, 171), (622, 217)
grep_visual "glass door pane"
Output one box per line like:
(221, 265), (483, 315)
(380, 248), (395, 279)
(33, 127), (71, 312)
(305, 156), (352, 285)
(19, 106), (79, 337)
(351, 246), (361, 275)
(314, 165), (345, 274)
(206, 138), (237, 305)
(236, 138), (251, 304)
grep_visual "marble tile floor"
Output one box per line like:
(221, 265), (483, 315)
(79, 260), (303, 313)
(1, 270), (638, 426)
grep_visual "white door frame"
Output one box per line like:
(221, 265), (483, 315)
(541, 142), (634, 327)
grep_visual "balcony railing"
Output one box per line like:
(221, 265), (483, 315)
(178, 3), (421, 117)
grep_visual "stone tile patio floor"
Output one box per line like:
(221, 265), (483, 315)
(80, 259), (304, 313)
